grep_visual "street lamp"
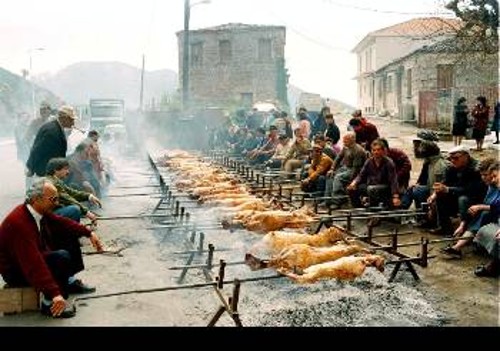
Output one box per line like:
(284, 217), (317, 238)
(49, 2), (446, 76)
(182, 0), (210, 111)
(29, 47), (45, 119)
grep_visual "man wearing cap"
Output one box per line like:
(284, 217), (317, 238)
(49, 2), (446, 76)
(26, 105), (76, 177)
(427, 145), (487, 235)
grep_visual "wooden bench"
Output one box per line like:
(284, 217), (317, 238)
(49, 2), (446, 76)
(0, 286), (40, 314)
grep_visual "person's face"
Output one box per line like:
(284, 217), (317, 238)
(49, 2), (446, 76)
(54, 166), (70, 180)
(448, 152), (468, 169)
(40, 106), (51, 118)
(35, 184), (59, 214)
(59, 114), (75, 129)
(311, 148), (322, 159)
(371, 145), (384, 158)
(343, 135), (354, 147)
(325, 117), (333, 125)
(490, 169), (499, 187)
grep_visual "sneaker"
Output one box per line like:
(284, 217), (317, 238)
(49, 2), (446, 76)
(40, 301), (76, 318)
(440, 246), (462, 259)
(67, 279), (96, 294)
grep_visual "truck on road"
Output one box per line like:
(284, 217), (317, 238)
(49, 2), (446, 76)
(89, 99), (125, 133)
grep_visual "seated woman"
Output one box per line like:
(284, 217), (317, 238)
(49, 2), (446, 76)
(473, 223), (500, 277)
(440, 159), (499, 258)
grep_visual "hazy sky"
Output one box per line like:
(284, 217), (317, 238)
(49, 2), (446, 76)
(0, 0), (454, 106)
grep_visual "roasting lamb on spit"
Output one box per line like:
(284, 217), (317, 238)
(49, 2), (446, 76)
(277, 254), (385, 283)
(245, 243), (366, 271)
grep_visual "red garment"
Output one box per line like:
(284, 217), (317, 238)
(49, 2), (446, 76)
(355, 122), (379, 151)
(471, 105), (490, 132)
(386, 148), (412, 189)
(0, 205), (91, 298)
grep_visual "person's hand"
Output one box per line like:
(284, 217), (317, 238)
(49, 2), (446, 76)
(453, 222), (466, 237)
(495, 229), (500, 240)
(51, 295), (67, 317)
(427, 193), (437, 204)
(347, 181), (357, 191)
(88, 194), (102, 208)
(86, 211), (97, 222)
(432, 182), (447, 194)
(89, 232), (104, 252)
(392, 196), (401, 208)
(467, 205), (482, 216)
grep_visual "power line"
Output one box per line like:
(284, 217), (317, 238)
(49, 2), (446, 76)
(266, 9), (352, 52)
(324, 0), (454, 16)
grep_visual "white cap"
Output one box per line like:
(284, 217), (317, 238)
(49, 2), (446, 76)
(448, 145), (470, 155)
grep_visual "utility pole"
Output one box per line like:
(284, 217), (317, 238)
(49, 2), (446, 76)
(182, 0), (191, 111)
(28, 47), (45, 119)
(139, 54), (145, 111)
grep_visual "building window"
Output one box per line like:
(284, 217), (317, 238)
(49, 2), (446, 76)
(406, 69), (412, 98)
(190, 42), (203, 68)
(219, 40), (232, 64)
(258, 39), (272, 61)
(437, 64), (453, 90)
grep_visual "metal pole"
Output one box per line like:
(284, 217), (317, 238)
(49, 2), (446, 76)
(139, 54), (145, 111)
(182, 0), (190, 111)
(30, 53), (35, 120)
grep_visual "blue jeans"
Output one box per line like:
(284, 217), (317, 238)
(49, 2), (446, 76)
(54, 205), (82, 223)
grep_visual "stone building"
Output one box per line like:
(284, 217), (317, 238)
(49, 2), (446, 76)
(352, 17), (460, 115)
(177, 23), (288, 109)
(374, 39), (498, 129)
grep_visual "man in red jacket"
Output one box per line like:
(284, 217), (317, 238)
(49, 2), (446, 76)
(0, 178), (103, 318)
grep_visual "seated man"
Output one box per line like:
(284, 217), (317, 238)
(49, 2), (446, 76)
(379, 138), (412, 194)
(263, 134), (291, 169)
(401, 140), (449, 226)
(301, 143), (333, 195)
(247, 125), (279, 165)
(313, 134), (337, 161)
(46, 157), (102, 223)
(323, 132), (367, 209)
(427, 145), (487, 236)
(66, 141), (102, 197)
(0, 178), (103, 318)
(282, 128), (312, 177)
(347, 139), (400, 209)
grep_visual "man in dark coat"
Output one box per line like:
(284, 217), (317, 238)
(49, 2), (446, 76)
(0, 178), (103, 318)
(26, 105), (76, 177)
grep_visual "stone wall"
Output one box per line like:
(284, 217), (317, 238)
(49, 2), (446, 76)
(177, 25), (286, 109)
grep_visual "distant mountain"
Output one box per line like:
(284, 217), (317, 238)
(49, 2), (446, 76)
(0, 67), (60, 136)
(35, 62), (177, 110)
(287, 84), (355, 114)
